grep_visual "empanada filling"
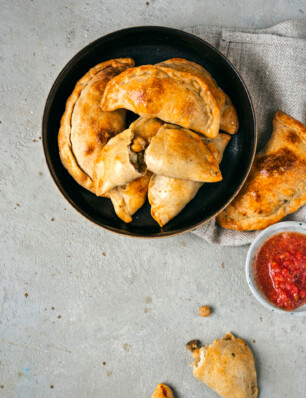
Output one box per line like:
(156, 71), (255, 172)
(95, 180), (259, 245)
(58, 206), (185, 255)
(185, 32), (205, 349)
(129, 137), (147, 173)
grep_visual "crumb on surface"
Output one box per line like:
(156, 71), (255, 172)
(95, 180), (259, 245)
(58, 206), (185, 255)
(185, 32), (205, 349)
(24, 293), (28, 298)
(186, 339), (200, 352)
(199, 305), (211, 317)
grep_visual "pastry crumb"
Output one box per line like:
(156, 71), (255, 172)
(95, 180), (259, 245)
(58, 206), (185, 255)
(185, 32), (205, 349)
(186, 339), (200, 352)
(199, 305), (210, 317)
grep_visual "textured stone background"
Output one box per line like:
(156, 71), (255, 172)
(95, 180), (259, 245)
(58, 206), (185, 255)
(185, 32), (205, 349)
(0, 1), (305, 397)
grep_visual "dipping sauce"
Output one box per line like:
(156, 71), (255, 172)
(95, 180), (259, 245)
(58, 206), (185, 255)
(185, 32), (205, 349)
(253, 232), (306, 311)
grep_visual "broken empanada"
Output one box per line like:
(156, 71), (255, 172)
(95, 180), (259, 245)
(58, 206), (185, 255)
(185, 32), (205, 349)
(101, 65), (220, 138)
(108, 117), (163, 223)
(158, 58), (238, 134)
(191, 332), (258, 398)
(217, 111), (306, 230)
(58, 58), (135, 193)
(93, 128), (146, 195)
(149, 133), (231, 226)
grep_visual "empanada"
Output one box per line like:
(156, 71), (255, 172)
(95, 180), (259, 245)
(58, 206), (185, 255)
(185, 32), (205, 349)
(152, 383), (174, 398)
(149, 134), (231, 226)
(145, 124), (222, 182)
(217, 111), (306, 231)
(58, 58), (135, 193)
(191, 333), (258, 398)
(158, 58), (238, 134)
(101, 65), (220, 138)
(108, 117), (163, 223)
(93, 128), (146, 195)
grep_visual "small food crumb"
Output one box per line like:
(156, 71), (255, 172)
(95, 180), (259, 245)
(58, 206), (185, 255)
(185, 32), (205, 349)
(221, 262), (225, 268)
(0, 386), (4, 389)
(24, 293), (28, 298)
(199, 305), (210, 317)
(232, 353), (235, 357)
(51, 307), (55, 310)
(50, 385), (54, 389)
(102, 252), (106, 256)
(186, 339), (200, 352)
(51, 218), (55, 221)
(57, 315), (61, 319)
(103, 362), (106, 365)
(146, 1), (149, 5)
(253, 339), (256, 343)
(16, 203), (20, 207)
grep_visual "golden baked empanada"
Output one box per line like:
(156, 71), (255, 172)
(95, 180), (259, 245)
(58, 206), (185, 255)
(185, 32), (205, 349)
(58, 58), (134, 193)
(217, 111), (306, 231)
(101, 65), (220, 138)
(93, 128), (146, 195)
(108, 117), (163, 223)
(191, 333), (258, 398)
(109, 172), (152, 223)
(145, 124), (221, 182)
(152, 383), (174, 398)
(149, 134), (231, 226)
(158, 58), (238, 134)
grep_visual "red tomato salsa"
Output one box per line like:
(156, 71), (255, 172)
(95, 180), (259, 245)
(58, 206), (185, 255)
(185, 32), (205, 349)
(253, 232), (306, 311)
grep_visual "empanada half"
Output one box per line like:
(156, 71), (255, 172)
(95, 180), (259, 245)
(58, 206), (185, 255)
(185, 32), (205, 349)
(192, 332), (258, 398)
(101, 64), (220, 138)
(217, 111), (306, 231)
(145, 124), (222, 182)
(108, 117), (163, 223)
(93, 128), (146, 195)
(149, 133), (231, 226)
(158, 58), (238, 134)
(58, 58), (135, 193)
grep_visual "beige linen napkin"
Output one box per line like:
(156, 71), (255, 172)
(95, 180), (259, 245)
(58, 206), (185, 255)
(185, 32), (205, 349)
(184, 20), (306, 246)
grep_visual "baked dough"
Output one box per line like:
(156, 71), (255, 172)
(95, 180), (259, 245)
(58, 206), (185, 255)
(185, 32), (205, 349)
(109, 172), (152, 223)
(158, 58), (238, 134)
(93, 128), (145, 195)
(101, 64), (220, 138)
(217, 111), (306, 230)
(149, 134), (231, 226)
(58, 58), (135, 193)
(192, 332), (258, 398)
(145, 124), (222, 182)
(152, 383), (174, 398)
(108, 117), (163, 223)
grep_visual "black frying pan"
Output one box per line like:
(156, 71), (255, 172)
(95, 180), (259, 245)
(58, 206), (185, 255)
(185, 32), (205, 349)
(42, 26), (256, 238)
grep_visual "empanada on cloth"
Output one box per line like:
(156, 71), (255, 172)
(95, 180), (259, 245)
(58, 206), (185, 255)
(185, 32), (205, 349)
(145, 124), (222, 182)
(158, 58), (238, 134)
(58, 58), (135, 193)
(152, 383), (174, 398)
(101, 64), (220, 138)
(192, 332), (258, 398)
(108, 117), (163, 222)
(93, 129), (145, 195)
(149, 134), (231, 226)
(217, 111), (306, 230)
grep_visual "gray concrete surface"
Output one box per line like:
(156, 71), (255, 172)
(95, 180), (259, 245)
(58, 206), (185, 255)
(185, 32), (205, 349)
(1, 1), (305, 397)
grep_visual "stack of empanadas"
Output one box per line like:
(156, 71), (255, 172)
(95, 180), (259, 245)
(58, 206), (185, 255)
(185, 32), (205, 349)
(58, 57), (239, 225)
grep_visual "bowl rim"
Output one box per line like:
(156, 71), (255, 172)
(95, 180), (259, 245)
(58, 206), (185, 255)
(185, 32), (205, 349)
(246, 221), (306, 316)
(42, 25), (257, 238)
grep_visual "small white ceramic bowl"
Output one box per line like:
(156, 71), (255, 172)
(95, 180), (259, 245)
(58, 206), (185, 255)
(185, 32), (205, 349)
(246, 221), (306, 316)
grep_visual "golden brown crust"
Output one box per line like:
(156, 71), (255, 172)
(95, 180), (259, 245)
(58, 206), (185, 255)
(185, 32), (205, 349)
(217, 111), (306, 230)
(145, 124), (222, 182)
(149, 134), (231, 226)
(58, 58), (134, 193)
(152, 383), (174, 398)
(158, 58), (238, 134)
(101, 64), (220, 138)
(93, 129), (145, 195)
(107, 118), (162, 222)
(192, 332), (258, 398)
